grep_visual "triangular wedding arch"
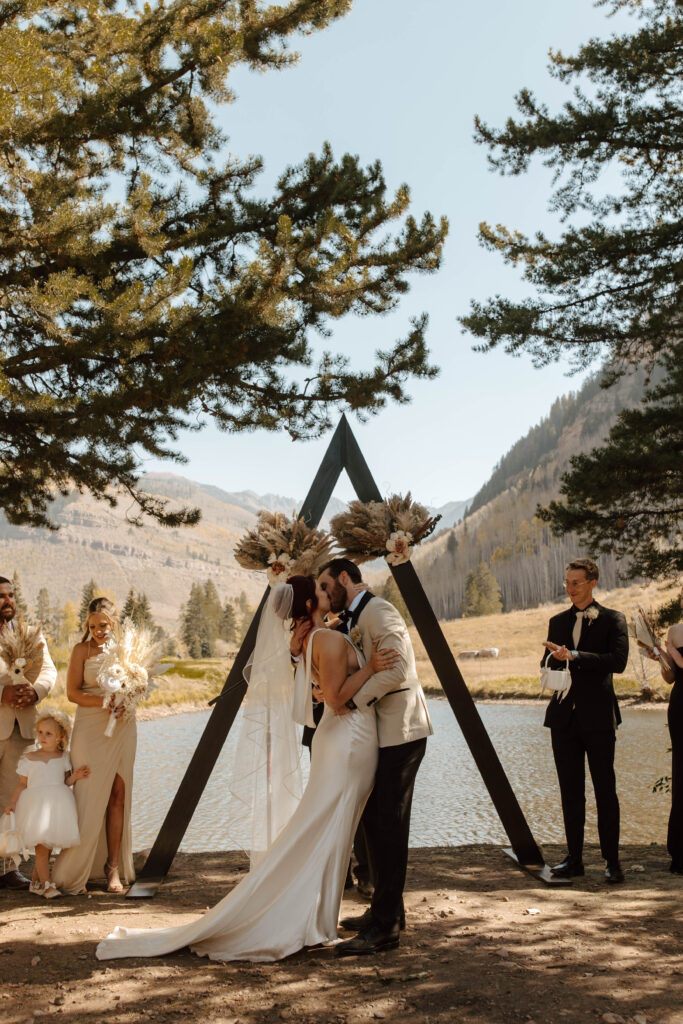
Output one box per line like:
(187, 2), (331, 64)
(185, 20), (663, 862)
(129, 416), (552, 898)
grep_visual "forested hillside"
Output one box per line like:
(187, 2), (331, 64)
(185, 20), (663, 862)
(414, 371), (647, 618)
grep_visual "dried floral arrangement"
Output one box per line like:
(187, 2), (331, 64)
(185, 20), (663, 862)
(329, 493), (441, 566)
(96, 623), (165, 737)
(629, 607), (662, 656)
(0, 619), (44, 683)
(234, 511), (337, 586)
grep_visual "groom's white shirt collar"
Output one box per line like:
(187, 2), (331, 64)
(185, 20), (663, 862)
(347, 592), (366, 615)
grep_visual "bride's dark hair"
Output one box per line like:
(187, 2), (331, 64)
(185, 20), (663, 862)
(287, 575), (318, 621)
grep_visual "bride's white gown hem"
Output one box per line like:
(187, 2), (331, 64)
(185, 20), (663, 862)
(96, 696), (378, 963)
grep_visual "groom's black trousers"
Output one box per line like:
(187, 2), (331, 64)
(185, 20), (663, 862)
(360, 736), (427, 930)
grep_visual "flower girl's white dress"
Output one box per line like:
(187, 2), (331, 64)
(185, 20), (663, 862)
(15, 754), (80, 852)
(97, 634), (378, 963)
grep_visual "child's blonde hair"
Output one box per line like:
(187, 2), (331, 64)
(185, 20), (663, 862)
(34, 708), (73, 751)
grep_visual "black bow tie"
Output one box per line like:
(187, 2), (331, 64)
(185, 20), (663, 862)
(337, 609), (351, 633)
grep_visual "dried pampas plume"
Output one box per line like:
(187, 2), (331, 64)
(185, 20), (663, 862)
(330, 493), (441, 564)
(0, 618), (44, 678)
(234, 511), (337, 582)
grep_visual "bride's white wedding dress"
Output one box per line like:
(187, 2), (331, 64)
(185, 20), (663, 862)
(96, 631), (378, 963)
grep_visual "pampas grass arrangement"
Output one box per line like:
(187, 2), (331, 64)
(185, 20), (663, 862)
(330, 493), (441, 565)
(234, 511), (337, 585)
(0, 618), (44, 683)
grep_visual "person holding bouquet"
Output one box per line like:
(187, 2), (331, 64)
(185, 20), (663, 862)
(0, 575), (57, 891)
(53, 598), (135, 895)
(650, 590), (683, 875)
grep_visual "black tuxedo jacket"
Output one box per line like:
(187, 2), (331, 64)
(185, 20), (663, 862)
(543, 601), (629, 733)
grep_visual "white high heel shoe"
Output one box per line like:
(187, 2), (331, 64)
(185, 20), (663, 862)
(41, 881), (61, 899)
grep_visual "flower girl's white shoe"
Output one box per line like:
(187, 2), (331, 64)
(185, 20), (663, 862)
(41, 882), (61, 899)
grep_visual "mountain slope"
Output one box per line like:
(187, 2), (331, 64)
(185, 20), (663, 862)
(0, 476), (343, 631)
(413, 370), (649, 618)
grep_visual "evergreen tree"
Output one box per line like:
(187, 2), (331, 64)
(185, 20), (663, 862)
(538, 341), (683, 579)
(35, 587), (51, 627)
(202, 580), (223, 649)
(461, 0), (681, 376)
(79, 579), (100, 626)
(12, 571), (27, 616)
(134, 593), (155, 631)
(462, 562), (503, 617)
(121, 588), (157, 630)
(462, 572), (480, 619)
(180, 582), (206, 657)
(0, 1), (447, 531)
(460, 0), (682, 582)
(380, 575), (412, 626)
(121, 589), (137, 624)
(219, 602), (238, 645)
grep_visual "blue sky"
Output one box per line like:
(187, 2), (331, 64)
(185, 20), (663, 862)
(142, 0), (628, 507)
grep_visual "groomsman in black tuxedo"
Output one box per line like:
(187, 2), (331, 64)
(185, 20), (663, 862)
(543, 558), (629, 883)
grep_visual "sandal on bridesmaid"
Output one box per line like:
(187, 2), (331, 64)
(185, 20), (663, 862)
(42, 882), (61, 900)
(104, 861), (124, 893)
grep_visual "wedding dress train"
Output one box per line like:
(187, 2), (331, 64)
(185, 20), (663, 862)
(96, 694), (378, 962)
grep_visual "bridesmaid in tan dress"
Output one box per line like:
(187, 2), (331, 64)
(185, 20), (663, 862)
(53, 598), (136, 894)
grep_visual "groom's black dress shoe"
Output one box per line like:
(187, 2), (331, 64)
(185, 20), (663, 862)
(605, 862), (625, 884)
(335, 924), (400, 957)
(0, 869), (30, 890)
(550, 858), (585, 879)
(339, 908), (406, 931)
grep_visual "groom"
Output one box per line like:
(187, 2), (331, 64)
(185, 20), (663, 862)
(316, 558), (432, 955)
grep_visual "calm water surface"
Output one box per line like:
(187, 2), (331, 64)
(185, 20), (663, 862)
(132, 700), (671, 853)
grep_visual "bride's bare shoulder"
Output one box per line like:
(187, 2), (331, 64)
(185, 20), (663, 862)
(311, 628), (344, 653)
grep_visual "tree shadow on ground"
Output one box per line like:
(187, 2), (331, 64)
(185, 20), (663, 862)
(1, 845), (681, 1024)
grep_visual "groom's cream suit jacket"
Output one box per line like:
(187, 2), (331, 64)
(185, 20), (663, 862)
(353, 596), (432, 748)
(0, 630), (57, 740)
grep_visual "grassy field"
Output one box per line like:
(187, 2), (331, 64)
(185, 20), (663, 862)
(41, 579), (678, 719)
(412, 578), (678, 700)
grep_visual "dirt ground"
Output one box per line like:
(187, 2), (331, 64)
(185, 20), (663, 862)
(1, 844), (681, 1024)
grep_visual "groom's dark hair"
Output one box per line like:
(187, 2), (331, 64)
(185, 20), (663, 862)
(319, 558), (362, 584)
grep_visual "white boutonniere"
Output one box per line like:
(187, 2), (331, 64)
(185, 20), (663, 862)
(584, 605), (599, 625)
(349, 626), (362, 647)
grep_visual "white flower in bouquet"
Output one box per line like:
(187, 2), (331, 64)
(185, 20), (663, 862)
(267, 552), (293, 586)
(385, 530), (413, 566)
(96, 623), (164, 737)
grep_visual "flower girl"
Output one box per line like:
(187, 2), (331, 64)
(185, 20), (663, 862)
(4, 709), (89, 898)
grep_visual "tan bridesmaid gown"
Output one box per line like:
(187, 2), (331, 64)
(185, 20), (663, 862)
(53, 656), (136, 894)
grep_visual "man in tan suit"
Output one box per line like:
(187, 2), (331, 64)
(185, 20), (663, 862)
(0, 576), (57, 889)
(316, 558), (432, 955)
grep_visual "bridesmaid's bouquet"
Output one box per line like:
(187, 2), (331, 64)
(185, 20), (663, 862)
(629, 607), (662, 657)
(96, 624), (165, 737)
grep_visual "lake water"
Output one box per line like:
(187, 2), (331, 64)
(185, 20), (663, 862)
(132, 700), (671, 853)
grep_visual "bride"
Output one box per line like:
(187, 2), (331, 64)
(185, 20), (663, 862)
(96, 574), (396, 963)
